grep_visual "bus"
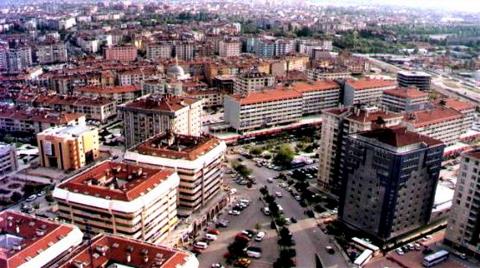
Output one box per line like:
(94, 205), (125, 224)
(423, 250), (449, 267)
(354, 249), (373, 267)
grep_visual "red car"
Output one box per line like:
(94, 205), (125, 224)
(235, 233), (250, 243)
(208, 229), (221, 235)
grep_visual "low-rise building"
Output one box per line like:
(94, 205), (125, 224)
(0, 210), (83, 268)
(77, 85), (142, 105)
(104, 45), (137, 62)
(118, 94), (202, 148)
(403, 106), (466, 146)
(397, 71), (431, 90)
(0, 106), (85, 134)
(124, 133), (226, 215)
(37, 125), (99, 171)
(343, 79), (397, 106)
(53, 161), (180, 244)
(381, 87), (429, 112)
(0, 144), (17, 175)
(55, 234), (198, 268)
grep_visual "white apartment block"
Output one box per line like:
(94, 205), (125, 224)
(53, 161), (180, 244)
(124, 133), (226, 215)
(219, 40), (241, 57)
(0, 144), (17, 175)
(118, 95), (202, 148)
(224, 88), (303, 132)
(403, 106), (466, 146)
(307, 68), (351, 81)
(294, 81), (341, 115)
(381, 87), (429, 112)
(233, 70), (275, 95)
(146, 42), (173, 60)
(445, 149), (480, 258)
(343, 79), (397, 106)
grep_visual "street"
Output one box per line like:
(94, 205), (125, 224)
(198, 154), (349, 268)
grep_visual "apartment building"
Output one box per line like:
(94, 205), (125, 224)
(146, 42), (173, 60)
(0, 106), (85, 134)
(224, 88), (303, 132)
(233, 69), (275, 94)
(0, 210), (83, 268)
(440, 98), (476, 132)
(118, 94), (202, 148)
(55, 234), (198, 268)
(292, 80), (341, 115)
(35, 42), (68, 64)
(1, 46), (33, 73)
(397, 71), (431, 91)
(339, 127), (444, 242)
(35, 95), (117, 123)
(175, 42), (195, 61)
(219, 39), (241, 57)
(77, 85), (142, 105)
(37, 125), (99, 171)
(124, 133), (226, 215)
(318, 106), (403, 194)
(53, 161), (180, 244)
(381, 87), (429, 112)
(0, 144), (17, 175)
(403, 106), (466, 146)
(343, 79), (397, 106)
(104, 45), (137, 62)
(445, 149), (480, 259)
(307, 68), (351, 81)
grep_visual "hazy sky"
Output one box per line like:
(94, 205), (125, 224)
(316, 0), (480, 13)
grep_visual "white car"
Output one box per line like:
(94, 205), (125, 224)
(26, 195), (37, 202)
(255, 231), (266, 242)
(205, 233), (218, 241)
(229, 188), (237, 195)
(229, 210), (241, 216)
(275, 191), (283, 198)
(267, 178), (273, 183)
(395, 248), (404, 255)
(194, 241), (208, 249)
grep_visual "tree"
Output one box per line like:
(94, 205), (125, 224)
(233, 163), (252, 178)
(249, 146), (263, 156)
(274, 144), (295, 167)
(278, 227), (294, 246)
(228, 237), (249, 258)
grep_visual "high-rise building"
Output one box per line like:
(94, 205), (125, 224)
(339, 127), (444, 242)
(397, 71), (431, 91)
(175, 42), (195, 61)
(53, 161), (180, 244)
(219, 39), (241, 57)
(343, 79), (397, 106)
(318, 106), (403, 194)
(37, 125), (100, 171)
(4, 46), (32, 73)
(0, 210), (83, 268)
(445, 149), (480, 258)
(124, 133), (226, 215)
(118, 94), (202, 148)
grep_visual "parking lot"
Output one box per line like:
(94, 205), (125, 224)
(197, 153), (348, 268)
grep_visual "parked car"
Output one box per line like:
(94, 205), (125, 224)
(262, 207), (271, 216)
(208, 229), (221, 235)
(229, 210), (241, 216)
(255, 232), (266, 242)
(267, 178), (273, 183)
(396, 248), (404, 255)
(245, 247), (262, 258)
(325, 246), (335, 254)
(216, 219), (229, 228)
(211, 263), (225, 268)
(194, 241), (208, 250)
(26, 195), (37, 202)
(275, 191), (283, 198)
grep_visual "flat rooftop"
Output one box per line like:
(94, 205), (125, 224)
(56, 161), (174, 201)
(133, 133), (221, 161)
(38, 125), (95, 138)
(55, 234), (196, 268)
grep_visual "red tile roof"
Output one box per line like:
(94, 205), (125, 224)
(77, 85), (140, 94)
(135, 133), (221, 161)
(0, 211), (77, 268)
(121, 95), (199, 112)
(440, 98), (476, 112)
(404, 107), (463, 128)
(347, 79), (396, 90)
(383, 87), (428, 99)
(56, 234), (193, 268)
(0, 106), (83, 125)
(232, 88), (302, 105)
(288, 80), (340, 93)
(359, 126), (443, 147)
(346, 110), (403, 123)
(57, 161), (174, 202)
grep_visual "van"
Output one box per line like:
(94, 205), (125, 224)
(194, 241), (208, 249)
